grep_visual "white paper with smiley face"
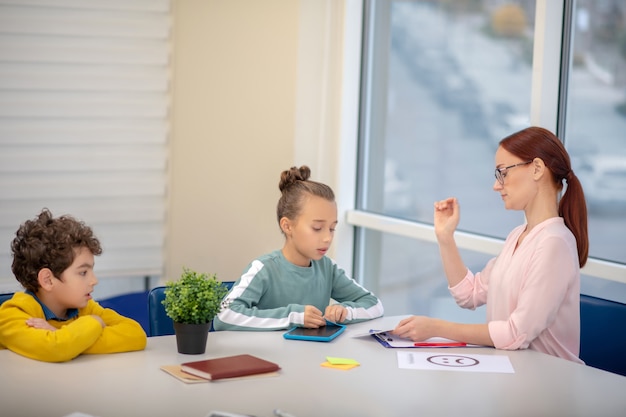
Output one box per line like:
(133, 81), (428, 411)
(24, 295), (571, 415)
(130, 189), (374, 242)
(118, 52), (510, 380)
(427, 354), (479, 367)
(396, 351), (515, 373)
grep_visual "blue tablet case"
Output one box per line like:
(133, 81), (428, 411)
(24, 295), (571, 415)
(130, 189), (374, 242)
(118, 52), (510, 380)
(283, 321), (346, 342)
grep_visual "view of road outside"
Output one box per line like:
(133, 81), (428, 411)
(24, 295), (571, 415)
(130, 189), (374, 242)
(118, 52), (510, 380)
(567, 0), (626, 263)
(359, 0), (626, 317)
(566, 0), (626, 302)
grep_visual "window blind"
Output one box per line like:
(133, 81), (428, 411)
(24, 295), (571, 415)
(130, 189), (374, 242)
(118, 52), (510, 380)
(0, 0), (171, 292)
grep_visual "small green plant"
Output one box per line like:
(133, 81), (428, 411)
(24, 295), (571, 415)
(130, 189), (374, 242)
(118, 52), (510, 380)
(162, 268), (228, 324)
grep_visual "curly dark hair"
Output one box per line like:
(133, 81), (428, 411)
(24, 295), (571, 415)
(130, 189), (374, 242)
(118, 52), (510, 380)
(11, 209), (102, 292)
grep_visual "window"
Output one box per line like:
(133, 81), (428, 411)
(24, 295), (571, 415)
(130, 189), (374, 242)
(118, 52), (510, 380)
(566, 0), (626, 299)
(350, 0), (626, 317)
(0, 1), (171, 297)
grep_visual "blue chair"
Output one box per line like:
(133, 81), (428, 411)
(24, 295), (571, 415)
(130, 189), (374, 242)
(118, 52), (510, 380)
(0, 292), (15, 306)
(98, 291), (150, 336)
(580, 294), (626, 376)
(148, 281), (234, 337)
(148, 287), (174, 337)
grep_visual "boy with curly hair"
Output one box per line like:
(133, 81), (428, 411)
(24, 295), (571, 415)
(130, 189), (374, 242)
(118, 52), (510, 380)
(0, 209), (147, 362)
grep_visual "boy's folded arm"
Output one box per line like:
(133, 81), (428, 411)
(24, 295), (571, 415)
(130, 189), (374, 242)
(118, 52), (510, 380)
(83, 319), (147, 353)
(82, 305), (147, 353)
(0, 315), (103, 362)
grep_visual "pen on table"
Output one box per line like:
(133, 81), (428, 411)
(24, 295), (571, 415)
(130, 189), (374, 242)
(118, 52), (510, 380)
(414, 342), (467, 347)
(274, 409), (297, 417)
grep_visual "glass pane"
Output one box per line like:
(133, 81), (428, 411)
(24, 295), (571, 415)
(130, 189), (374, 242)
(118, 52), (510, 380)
(566, 0), (626, 265)
(358, 0), (537, 320)
(361, 0), (536, 239)
(360, 229), (487, 321)
(357, 0), (626, 310)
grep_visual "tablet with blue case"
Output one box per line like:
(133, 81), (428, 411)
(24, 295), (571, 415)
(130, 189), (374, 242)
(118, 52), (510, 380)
(283, 321), (346, 342)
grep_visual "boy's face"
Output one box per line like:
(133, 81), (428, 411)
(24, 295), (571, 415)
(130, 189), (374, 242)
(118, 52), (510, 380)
(283, 195), (338, 267)
(52, 246), (98, 310)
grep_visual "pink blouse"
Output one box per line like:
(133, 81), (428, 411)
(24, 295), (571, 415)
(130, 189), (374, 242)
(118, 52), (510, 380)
(450, 217), (583, 363)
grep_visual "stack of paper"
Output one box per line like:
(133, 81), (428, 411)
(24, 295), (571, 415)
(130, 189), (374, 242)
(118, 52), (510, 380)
(368, 330), (471, 348)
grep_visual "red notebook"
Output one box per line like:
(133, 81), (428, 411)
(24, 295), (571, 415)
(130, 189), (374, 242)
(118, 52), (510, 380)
(180, 354), (280, 381)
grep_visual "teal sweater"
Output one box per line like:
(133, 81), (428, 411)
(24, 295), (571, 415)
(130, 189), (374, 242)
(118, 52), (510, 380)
(213, 250), (384, 331)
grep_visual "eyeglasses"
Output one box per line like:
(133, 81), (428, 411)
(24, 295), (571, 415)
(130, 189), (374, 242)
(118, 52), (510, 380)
(494, 161), (532, 185)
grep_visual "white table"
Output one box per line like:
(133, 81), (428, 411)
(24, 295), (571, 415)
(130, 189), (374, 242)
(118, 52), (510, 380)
(1, 316), (625, 417)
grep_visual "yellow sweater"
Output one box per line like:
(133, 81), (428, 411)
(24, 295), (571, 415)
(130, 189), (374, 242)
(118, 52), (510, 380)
(0, 292), (147, 362)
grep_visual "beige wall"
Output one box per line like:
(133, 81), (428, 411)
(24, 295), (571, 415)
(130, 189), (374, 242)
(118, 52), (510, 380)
(166, 1), (346, 282)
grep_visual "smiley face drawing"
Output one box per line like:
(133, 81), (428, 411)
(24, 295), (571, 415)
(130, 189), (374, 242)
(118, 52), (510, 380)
(427, 355), (479, 367)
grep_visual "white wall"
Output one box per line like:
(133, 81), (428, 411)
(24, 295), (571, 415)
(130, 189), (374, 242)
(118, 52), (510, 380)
(166, 0), (348, 283)
(0, 0), (350, 295)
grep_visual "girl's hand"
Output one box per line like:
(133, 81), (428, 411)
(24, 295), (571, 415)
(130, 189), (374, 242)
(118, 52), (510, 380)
(303, 305), (325, 328)
(25, 318), (57, 331)
(324, 304), (348, 323)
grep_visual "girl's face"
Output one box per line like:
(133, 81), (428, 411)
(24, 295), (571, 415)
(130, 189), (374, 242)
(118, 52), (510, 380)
(51, 246), (99, 311)
(493, 146), (536, 211)
(281, 195), (338, 267)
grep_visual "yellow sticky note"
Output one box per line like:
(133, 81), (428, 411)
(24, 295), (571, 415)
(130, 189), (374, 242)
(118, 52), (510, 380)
(326, 356), (360, 366)
(320, 361), (360, 371)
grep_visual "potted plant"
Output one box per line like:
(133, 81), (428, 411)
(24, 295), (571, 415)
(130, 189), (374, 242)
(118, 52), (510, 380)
(162, 267), (229, 354)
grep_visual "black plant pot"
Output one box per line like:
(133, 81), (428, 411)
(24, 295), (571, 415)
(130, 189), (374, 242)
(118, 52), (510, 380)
(173, 322), (211, 354)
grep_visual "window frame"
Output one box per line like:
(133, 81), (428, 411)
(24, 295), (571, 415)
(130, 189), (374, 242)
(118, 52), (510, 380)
(337, 0), (626, 287)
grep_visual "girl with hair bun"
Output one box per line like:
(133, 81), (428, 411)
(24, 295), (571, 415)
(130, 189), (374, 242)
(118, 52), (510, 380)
(214, 166), (384, 331)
